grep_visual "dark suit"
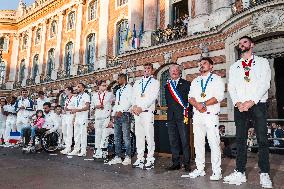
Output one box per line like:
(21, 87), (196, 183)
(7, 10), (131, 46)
(164, 78), (191, 167)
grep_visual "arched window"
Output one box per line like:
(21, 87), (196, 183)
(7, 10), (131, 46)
(47, 48), (55, 77)
(35, 28), (41, 44)
(117, 19), (128, 55)
(22, 35), (28, 50)
(65, 42), (73, 76)
(88, 0), (98, 21)
(32, 55), (39, 80)
(3, 37), (9, 52)
(0, 61), (5, 84)
(19, 59), (25, 81)
(86, 33), (96, 72)
(67, 11), (75, 30)
(160, 69), (170, 107)
(50, 20), (57, 38)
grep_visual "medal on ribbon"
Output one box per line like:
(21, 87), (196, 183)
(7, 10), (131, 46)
(167, 80), (189, 125)
(118, 85), (127, 105)
(141, 77), (152, 97)
(98, 92), (106, 110)
(242, 56), (253, 82)
(200, 73), (213, 98)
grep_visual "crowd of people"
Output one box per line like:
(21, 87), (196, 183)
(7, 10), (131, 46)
(0, 36), (275, 188)
(153, 15), (189, 44)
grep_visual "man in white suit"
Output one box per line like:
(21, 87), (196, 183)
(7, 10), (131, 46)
(92, 80), (114, 159)
(132, 63), (160, 170)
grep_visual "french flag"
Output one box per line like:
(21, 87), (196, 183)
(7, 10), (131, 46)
(9, 131), (21, 144)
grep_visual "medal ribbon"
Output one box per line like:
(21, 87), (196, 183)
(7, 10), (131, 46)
(76, 94), (83, 107)
(98, 92), (106, 106)
(241, 57), (253, 78)
(141, 77), (152, 96)
(65, 96), (72, 109)
(118, 85), (127, 104)
(201, 73), (213, 95)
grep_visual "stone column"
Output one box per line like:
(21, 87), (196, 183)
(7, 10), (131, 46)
(7, 33), (19, 89)
(36, 20), (47, 84)
(164, 0), (172, 27)
(22, 28), (32, 87)
(210, 0), (232, 28)
(188, 0), (210, 34)
(97, 0), (109, 69)
(141, 0), (158, 47)
(71, 1), (83, 76)
(54, 13), (64, 80)
(129, 0), (143, 31)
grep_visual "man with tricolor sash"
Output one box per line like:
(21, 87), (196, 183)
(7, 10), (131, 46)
(164, 64), (191, 172)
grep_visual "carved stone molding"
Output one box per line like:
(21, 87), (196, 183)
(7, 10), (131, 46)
(252, 6), (284, 33)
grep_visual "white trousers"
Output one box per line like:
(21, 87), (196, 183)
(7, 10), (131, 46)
(16, 114), (30, 132)
(0, 120), (5, 140)
(95, 118), (113, 149)
(192, 113), (221, 174)
(62, 114), (74, 150)
(4, 116), (16, 142)
(73, 116), (88, 152)
(134, 112), (155, 161)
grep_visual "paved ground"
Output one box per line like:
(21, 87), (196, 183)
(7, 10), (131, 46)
(0, 147), (283, 189)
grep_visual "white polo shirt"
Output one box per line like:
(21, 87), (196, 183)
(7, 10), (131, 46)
(188, 73), (225, 115)
(75, 92), (90, 118)
(228, 55), (271, 106)
(112, 84), (133, 116)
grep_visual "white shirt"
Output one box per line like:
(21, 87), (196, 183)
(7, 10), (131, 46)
(64, 95), (76, 113)
(75, 92), (90, 117)
(228, 55), (271, 106)
(16, 97), (33, 116)
(92, 91), (114, 120)
(3, 104), (16, 115)
(188, 73), (225, 115)
(36, 97), (50, 111)
(132, 76), (160, 112)
(112, 84), (133, 116)
(43, 111), (59, 133)
(54, 113), (62, 130)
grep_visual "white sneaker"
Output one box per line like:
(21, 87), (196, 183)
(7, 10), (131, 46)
(60, 148), (71, 155)
(260, 173), (273, 188)
(188, 169), (206, 178)
(68, 150), (80, 156)
(122, 156), (131, 165)
(78, 151), (86, 157)
(132, 159), (144, 169)
(210, 172), (222, 181)
(223, 170), (246, 185)
(108, 157), (122, 165)
(144, 160), (155, 170)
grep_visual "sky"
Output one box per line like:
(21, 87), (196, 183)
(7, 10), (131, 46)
(0, 0), (35, 10)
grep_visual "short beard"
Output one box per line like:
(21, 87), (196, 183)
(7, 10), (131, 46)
(240, 47), (250, 53)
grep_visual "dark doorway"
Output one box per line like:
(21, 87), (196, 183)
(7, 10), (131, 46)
(274, 57), (284, 118)
(172, 0), (188, 22)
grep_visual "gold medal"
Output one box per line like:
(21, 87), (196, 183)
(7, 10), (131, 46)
(244, 76), (250, 82)
(141, 94), (145, 97)
(201, 92), (206, 98)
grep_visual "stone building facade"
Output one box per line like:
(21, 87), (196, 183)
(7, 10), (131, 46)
(1, 0), (284, 134)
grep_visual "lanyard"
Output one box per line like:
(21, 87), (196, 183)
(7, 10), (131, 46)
(201, 73), (213, 94)
(98, 92), (106, 106)
(77, 94), (83, 107)
(242, 55), (254, 77)
(65, 96), (72, 108)
(118, 85), (127, 104)
(141, 77), (152, 95)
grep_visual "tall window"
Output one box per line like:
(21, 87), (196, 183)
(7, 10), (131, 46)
(67, 11), (75, 30)
(19, 59), (25, 81)
(32, 55), (39, 80)
(86, 33), (96, 72)
(65, 42), (73, 76)
(50, 20), (57, 38)
(117, 0), (128, 6)
(22, 35), (28, 50)
(35, 28), (41, 44)
(88, 0), (98, 21)
(3, 38), (8, 52)
(0, 61), (5, 84)
(47, 48), (55, 77)
(117, 19), (128, 55)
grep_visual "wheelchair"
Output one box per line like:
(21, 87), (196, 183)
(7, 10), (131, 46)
(22, 130), (60, 154)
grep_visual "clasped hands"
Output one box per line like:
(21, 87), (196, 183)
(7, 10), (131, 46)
(195, 102), (207, 113)
(131, 105), (143, 116)
(236, 101), (255, 112)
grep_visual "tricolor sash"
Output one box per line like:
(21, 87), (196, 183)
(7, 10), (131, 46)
(167, 80), (189, 124)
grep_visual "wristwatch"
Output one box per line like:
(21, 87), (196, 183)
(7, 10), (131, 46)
(202, 102), (206, 108)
